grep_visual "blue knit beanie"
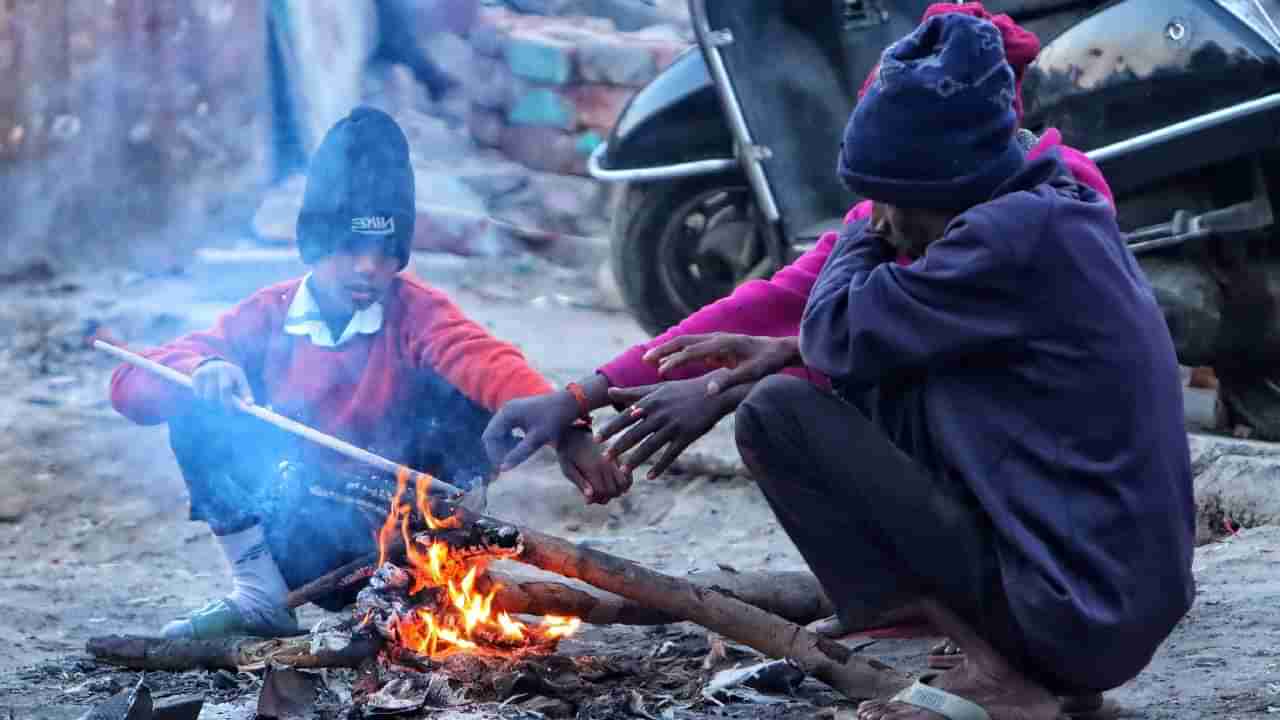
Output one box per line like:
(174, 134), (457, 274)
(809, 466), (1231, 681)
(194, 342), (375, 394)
(837, 13), (1024, 211)
(297, 106), (416, 269)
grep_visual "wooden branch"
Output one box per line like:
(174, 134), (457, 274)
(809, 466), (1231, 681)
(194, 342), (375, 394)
(486, 564), (835, 626)
(509, 522), (907, 700)
(86, 633), (382, 672)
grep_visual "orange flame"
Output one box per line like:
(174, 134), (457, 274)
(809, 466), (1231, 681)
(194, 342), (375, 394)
(376, 466), (578, 658)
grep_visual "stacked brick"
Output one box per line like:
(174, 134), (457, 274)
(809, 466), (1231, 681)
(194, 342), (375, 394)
(467, 7), (689, 177)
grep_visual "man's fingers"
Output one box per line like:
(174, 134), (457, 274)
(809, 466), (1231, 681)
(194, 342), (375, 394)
(650, 435), (695, 479)
(604, 416), (659, 464)
(619, 428), (673, 474)
(706, 363), (765, 396)
(596, 405), (642, 442)
(656, 350), (691, 377)
(606, 384), (654, 407)
(642, 335), (699, 365)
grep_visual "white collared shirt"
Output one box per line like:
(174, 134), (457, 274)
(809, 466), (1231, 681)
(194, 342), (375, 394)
(283, 274), (384, 348)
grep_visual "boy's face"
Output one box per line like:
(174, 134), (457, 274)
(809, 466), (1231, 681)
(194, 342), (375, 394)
(309, 235), (402, 315)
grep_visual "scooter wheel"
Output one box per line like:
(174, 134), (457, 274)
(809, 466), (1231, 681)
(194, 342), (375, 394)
(610, 174), (767, 336)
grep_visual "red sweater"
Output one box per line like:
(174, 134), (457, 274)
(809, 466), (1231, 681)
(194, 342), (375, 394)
(111, 275), (552, 469)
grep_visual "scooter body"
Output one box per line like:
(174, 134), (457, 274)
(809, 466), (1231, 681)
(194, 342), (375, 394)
(591, 0), (1280, 437)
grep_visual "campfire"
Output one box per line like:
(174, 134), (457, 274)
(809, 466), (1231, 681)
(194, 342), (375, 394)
(356, 468), (581, 660)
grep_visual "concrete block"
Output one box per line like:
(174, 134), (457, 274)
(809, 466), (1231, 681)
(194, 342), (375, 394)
(500, 125), (589, 176)
(508, 88), (577, 130)
(503, 29), (577, 85)
(565, 84), (635, 133)
(576, 40), (657, 86)
(471, 56), (522, 110)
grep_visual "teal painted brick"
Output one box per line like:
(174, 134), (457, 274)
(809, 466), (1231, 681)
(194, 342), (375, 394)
(575, 130), (603, 155)
(504, 34), (574, 85)
(508, 89), (576, 130)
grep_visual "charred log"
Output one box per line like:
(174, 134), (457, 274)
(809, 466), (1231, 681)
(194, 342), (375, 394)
(86, 633), (383, 672)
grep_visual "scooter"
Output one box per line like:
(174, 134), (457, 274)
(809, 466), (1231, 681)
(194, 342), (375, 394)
(589, 0), (1280, 437)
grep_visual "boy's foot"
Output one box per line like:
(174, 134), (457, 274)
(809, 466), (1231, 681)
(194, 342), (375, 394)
(162, 598), (300, 639)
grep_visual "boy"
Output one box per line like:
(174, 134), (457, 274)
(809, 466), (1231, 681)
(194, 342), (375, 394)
(111, 106), (592, 638)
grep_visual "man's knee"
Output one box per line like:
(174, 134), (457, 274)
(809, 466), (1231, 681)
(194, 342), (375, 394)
(735, 374), (815, 455)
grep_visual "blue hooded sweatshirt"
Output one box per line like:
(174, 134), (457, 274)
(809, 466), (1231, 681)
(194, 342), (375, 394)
(800, 152), (1195, 692)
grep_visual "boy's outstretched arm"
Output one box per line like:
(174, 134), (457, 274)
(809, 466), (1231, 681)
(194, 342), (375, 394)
(110, 293), (273, 425)
(404, 281), (552, 413)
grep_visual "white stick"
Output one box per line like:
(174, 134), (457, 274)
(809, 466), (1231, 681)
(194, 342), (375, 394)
(94, 340), (463, 499)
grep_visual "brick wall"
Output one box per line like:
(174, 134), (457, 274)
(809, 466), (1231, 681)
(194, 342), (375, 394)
(467, 6), (689, 176)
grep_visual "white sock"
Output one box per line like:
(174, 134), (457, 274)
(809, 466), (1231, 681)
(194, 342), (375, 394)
(216, 524), (289, 614)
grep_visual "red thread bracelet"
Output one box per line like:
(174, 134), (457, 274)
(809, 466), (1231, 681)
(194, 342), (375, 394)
(565, 382), (591, 419)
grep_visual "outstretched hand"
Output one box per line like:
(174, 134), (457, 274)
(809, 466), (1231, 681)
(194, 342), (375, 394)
(557, 427), (631, 504)
(481, 391), (581, 472)
(643, 333), (801, 395)
(597, 370), (743, 482)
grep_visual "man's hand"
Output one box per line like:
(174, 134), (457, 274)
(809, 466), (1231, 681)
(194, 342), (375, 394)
(597, 370), (747, 481)
(192, 360), (254, 411)
(557, 427), (631, 504)
(643, 333), (801, 395)
(482, 391), (582, 472)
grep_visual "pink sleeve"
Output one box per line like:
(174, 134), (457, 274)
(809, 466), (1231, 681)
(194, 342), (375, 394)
(1031, 128), (1115, 208)
(598, 231), (842, 388)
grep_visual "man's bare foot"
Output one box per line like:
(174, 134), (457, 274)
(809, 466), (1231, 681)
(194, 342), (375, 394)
(809, 604), (928, 638)
(855, 659), (1060, 720)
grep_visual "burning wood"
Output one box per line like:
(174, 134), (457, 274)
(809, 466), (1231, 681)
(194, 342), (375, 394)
(357, 468), (581, 661)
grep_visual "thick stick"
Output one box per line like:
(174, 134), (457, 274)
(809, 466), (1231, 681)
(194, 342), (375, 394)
(87, 634), (382, 672)
(95, 341), (460, 500)
(512, 523), (906, 700)
(487, 565), (835, 626)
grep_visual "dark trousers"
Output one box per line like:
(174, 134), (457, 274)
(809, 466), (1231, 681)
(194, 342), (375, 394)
(735, 376), (1036, 682)
(169, 408), (398, 611)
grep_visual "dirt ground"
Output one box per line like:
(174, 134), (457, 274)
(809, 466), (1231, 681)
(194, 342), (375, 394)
(1, 253), (1279, 719)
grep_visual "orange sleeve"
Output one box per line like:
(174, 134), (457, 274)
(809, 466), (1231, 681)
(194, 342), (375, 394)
(404, 281), (553, 411)
(109, 290), (279, 425)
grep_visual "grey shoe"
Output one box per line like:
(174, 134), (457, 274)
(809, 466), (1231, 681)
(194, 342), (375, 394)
(161, 597), (301, 639)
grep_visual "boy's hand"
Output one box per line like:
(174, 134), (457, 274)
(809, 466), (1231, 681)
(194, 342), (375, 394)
(192, 360), (255, 411)
(556, 427), (630, 504)
(482, 391), (581, 472)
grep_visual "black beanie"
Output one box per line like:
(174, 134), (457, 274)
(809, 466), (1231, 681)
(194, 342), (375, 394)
(837, 14), (1024, 211)
(296, 106), (416, 268)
